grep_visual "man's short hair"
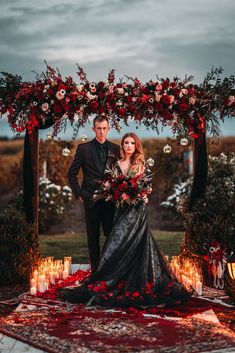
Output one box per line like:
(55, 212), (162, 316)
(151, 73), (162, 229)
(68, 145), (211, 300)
(93, 115), (109, 127)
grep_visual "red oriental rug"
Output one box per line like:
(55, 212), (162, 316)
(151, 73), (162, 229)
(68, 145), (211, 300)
(0, 270), (234, 353)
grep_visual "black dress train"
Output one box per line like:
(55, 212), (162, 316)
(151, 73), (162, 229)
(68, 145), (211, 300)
(59, 189), (190, 307)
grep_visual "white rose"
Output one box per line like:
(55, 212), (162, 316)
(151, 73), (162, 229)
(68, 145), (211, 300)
(86, 92), (97, 100)
(117, 87), (124, 94)
(155, 93), (162, 102)
(77, 84), (84, 92)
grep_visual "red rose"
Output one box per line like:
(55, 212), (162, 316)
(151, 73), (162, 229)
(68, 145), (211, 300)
(161, 110), (173, 120)
(98, 81), (105, 88)
(54, 105), (62, 113)
(99, 106), (105, 114)
(91, 100), (99, 112)
(178, 103), (189, 112)
(119, 181), (128, 191)
(173, 88), (181, 96)
(154, 102), (163, 111)
(70, 93), (78, 101)
(98, 91), (105, 99)
(47, 88), (53, 95)
(161, 79), (170, 90)
(170, 81), (177, 88)
(58, 83), (67, 91)
(131, 291), (140, 298)
(126, 96), (132, 103)
(106, 94), (114, 102)
(130, 179), (137, 188)
(113, 189), (120, 200)
(141, 94), (149, 103)
(161, 94), (171, 105)
(117, 108), (126, 116)
(142, 87), (149, 95)
(127, 105), (134, 113)
(64, 103), (70, 111)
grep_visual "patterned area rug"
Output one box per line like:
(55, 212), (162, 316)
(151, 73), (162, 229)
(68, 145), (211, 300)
(0, 270), (234, 353)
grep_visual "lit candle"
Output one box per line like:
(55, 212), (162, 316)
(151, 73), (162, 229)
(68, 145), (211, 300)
(64, 260), (69, 272)
(38, 274), (46, 292)
(49, 272), (55, 285)
(62, 269), (69, 279)
(38, 282), (46, 293)
(33, 270), (38, 278)
(55, 271), (60, 279)
(195, 280), (202, 295)
(30, 286), (37, 296)
(30, 278), (36, 287)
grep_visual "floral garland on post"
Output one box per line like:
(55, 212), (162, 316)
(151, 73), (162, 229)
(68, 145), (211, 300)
(0, 64), (234, 139)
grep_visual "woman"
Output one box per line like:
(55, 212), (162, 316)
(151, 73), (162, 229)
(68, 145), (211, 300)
(59, 133), (190, 307)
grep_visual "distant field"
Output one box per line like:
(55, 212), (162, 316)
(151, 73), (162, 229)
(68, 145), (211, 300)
(39, 230), (185, 263)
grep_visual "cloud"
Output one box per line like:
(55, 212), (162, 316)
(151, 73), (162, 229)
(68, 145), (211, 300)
(0, 0), (234, 82)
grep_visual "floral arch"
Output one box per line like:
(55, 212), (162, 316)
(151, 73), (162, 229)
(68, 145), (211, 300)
(0, 64), (235, 232)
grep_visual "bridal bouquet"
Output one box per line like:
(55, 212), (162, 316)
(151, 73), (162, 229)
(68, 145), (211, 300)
(93, 158), (154, 207)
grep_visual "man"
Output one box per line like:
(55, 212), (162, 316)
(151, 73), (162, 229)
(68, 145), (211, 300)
(67, 116), (120, 272)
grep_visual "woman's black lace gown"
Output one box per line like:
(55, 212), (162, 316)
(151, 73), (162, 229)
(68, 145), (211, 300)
(60, 168), (190, 308)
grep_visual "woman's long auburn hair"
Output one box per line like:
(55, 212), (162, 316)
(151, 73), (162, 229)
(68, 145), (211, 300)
(120, 133), (145, 173)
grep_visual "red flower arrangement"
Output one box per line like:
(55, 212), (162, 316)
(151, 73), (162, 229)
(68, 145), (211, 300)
(0, 65), (234, 139)
(93, 160), (154, 207)
(203, 240), (227, 289)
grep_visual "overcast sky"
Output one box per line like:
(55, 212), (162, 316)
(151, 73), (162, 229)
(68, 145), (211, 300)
(1, 0), (235, 82)
(0, 0), (235, 137)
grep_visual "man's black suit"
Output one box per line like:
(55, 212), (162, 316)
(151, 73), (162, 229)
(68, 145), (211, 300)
(67, 138), (120, 271)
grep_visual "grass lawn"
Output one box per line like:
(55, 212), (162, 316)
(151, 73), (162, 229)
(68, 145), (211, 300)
(39, 231), (185, 264)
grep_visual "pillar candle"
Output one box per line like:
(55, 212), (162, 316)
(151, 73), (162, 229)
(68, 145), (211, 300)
(62, 269), (69, 280)
(30, 286), (37, 296)
(195, 281), (202, 296)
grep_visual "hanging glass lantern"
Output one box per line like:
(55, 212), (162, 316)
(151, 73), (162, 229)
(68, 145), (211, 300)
(146, 157), (155, 167)
(180, 137), (189, 146)
(80, 133), (88, 142)
(163, 144), (172, 154)
(47, 132), (53, 140)
(62, 147), (71, 157)
(227, 252), (235, 280)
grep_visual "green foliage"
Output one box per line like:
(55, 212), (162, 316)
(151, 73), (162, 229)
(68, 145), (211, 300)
(178, 153), (235, 254)
(0, 194), (40, 285)
(39, 177), (73, 233)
